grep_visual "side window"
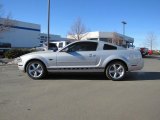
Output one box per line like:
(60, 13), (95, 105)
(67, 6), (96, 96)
(75, 42), (97, 51)
(60, 42), (98, 52)
(103, 44), (117, 50)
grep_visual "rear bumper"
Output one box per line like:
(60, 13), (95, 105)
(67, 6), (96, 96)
(128, 59), (144, 71)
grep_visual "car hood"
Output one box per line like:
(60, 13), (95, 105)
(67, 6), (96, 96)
(20, 50), (57, 58)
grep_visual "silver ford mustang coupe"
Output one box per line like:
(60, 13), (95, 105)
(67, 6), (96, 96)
(17, 40), (144, 80)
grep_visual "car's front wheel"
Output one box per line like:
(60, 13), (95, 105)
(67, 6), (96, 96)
(26, 60), (47, 79)
(105, 61), (126, 81)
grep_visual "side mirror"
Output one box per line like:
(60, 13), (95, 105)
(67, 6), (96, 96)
(60, 47), (69, 52)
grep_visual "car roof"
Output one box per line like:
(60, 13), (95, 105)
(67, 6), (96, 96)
(78, 40), (119, 47)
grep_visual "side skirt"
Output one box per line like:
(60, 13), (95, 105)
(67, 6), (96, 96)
(47, 67), (104, 73)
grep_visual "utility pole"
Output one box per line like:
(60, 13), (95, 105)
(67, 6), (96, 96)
(47, 0), (50, 50)
(121, 21), (127, 36)
(121, 21), (127, 47)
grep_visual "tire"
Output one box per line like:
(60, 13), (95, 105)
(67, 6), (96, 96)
(105, 61), (126, 81)
(26, 60), (47, 79)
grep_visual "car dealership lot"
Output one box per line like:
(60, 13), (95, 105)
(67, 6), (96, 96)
(0, 56), (160, 120)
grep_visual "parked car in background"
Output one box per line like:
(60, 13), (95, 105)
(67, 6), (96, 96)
(17, 40), (144, 81)
(140, 47), (149, 57)
(50, 41), (72, 50)
(48, 43), (58, 51)
(148, 50), (153, 55)
(35, 43), (58, 52)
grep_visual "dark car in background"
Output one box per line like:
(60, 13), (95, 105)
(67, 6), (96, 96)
(140, 47), (149, 57)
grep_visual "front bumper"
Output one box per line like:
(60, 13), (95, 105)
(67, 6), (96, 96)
(18, 63), (25, 72)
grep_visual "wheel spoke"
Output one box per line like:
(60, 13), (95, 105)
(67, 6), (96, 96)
(36, 64), (41, 69)
(113, 72), (117, 78)
(37, 70), (42, 74)
(29, 69), (34, 75)
(109, 70), (115, 74)
(118, 71), (123, 76)
(34, 71), (38, 77)
(117, 65), (123, 71)
(113, 64), (117, 71)
(31, 64), (36, 70)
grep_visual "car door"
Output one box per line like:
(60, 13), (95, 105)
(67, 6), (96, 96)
(56, 41), (100, 67)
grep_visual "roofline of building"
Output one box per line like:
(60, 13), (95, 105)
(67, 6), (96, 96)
(0, 18), (40, 27)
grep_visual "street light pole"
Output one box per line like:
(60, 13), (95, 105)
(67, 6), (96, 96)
(121, 21), (127, 36)
(47, 0), (50, 50)
(121, 21), (127, 47)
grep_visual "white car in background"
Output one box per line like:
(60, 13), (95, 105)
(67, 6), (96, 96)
(17, 40), (144, 80)
(35, 43), (58, 52)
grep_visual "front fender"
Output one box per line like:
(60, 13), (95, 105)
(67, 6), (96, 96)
(22, 55), (49, 71)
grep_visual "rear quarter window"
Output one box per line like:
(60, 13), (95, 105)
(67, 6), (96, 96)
(103, 44), (117, 50)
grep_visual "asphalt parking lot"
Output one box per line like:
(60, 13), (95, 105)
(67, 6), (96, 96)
(0, 56), (160, 120)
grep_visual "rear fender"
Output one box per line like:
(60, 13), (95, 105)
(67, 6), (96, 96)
(102, 55), (129, 69)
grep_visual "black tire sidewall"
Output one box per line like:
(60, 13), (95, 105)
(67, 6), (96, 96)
(26, 61), (46, 79)
(105, 62), (126, 81)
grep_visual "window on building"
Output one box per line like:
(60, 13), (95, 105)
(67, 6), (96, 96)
(40, 36), (44, 38)
(100, 38), (112, 43)
(40, 40), (43, 43)
(87, 38), (98, 40)
(0, 43), (11, 48)
(66, 41), (71, 45)
(59, 43), (63, 48)
(103, 44), (117, 50)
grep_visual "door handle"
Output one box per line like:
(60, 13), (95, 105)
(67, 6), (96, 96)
(89, 54), (96, 57)
(89, 54), (93, 57)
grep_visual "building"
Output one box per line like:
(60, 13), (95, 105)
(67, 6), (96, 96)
(0, 18), (41, 48)
(0, 18), (69, 48)
(67, 31), (134, 48)
(0, 18), (134, 49)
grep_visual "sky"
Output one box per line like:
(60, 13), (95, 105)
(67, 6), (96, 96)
(1, 0), (160, 49)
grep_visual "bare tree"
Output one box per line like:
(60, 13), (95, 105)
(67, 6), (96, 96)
(0, 4), (13, 33)
(145, 32), (157, 50)
(68, 18), (88, 40)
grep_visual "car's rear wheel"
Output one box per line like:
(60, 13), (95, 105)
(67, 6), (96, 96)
(26, 60), (47, 79)
(105, 61), (126, 81)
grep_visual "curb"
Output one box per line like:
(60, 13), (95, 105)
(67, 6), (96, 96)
(0, 59), (18, 66)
